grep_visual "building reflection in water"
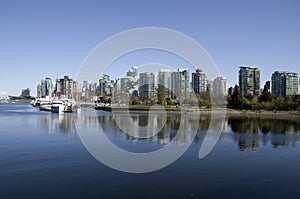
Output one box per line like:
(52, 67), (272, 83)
(228, 117), (300, 150)
(95, 113), (228, 146)
(96, 114), (300, 151)
(44, 110), (300, 151)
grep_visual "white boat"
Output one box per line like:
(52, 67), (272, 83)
(39, 104), (52, 111)
(51, 99), (75, 113)
(32, 97), (51, 107)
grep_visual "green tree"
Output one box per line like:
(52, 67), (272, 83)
(157, 84), (166, 105)
(228, 85), (241, 109)
(258, 86), (272, 103)
(165, 97), (173, 105)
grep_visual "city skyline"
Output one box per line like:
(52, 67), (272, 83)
(33, 66), (298, 102)
(1, 0), (300, 95)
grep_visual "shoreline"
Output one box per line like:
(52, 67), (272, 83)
(94, 106), (300, 120)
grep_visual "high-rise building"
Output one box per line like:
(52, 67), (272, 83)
(192, 68), (207, 94)
(98, 74), (112, 96)
(21, 88), (30, 98)
(239, 66), (260, 96)
(126, 66), (138, 78)
(172, 68), (190, 100)
(207, 80), (213, 94)
(264, 81), (271, 93)
(41, 77), (53, 98)
(228, 86), (233, 96)
(37, 84), (41, 98)
(158, 69), (172, 98)
(271, 71), (298, 97)
(213, 77), (227, 96)
(56, 76), (74, 99)
(120, 77), (131, 94)
(139, 72), (157, 99)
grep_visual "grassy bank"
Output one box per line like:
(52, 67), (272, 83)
(94, 105), (300, 121)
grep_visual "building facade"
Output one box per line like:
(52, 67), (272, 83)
(139, 72), (157, 99)
(239, 66), (260, 96)
(192, 68), (207, 94)
(56, 76), (74, 99)
(271, 71), (298, 97)
(41, 77), (53, 98)
(172, 68), (190, 101)
(213, 77), (227, 97)
(158, 69), (172, 98)
(21, 88), (31, 98)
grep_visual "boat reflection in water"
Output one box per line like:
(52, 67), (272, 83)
(39, 113), (76, 134)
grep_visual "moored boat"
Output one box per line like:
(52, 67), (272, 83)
(39, 104), (52, 111)
(51, 99), (75, 113)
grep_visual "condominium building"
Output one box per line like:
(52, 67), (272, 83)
(158, 69), (172, 98)
(192, 68), (207, 94)
(172, 68), (190, 100)
(41, 77), (53, 98)
(239, 66), (260, 96)
(55, 76), (74, 99)
(21, 88), (31, 98)
(213, 77), (227, 97)
(271, 71), (298, 97)
(139, 72), (157, 99)
(126, 66), (138, 78)
(98, 74), (113, 96)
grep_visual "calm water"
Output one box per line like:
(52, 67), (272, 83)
(1, 103), (300, 199)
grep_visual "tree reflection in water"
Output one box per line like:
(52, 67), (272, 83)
(228, 117), (300, 150)
(45, 111), (300, 151)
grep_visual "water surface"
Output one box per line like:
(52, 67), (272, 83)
(1, 103), (300, 199)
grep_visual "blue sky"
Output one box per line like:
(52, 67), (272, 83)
(0, 0), (299, 96)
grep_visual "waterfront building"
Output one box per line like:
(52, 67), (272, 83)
(56, 76), (74, 99)
(21, 88), (30, 98)
(37, 84), (41, 98)
(228, 86), (233, 96)
(213, 77), (227, 97)
(98, 74), (112, 96)
(41, 77), (53, 98)
(271, 71), (298, 97)
(172, 68), (190, 100)
(207, 80), (213, 94)
(81, 81), (92, 102)
(192, 68), (207, 94)
(264, 81), (271, 93)
(126, 66), (138, 78)
(139, 72), (157, 99)
(239, 66), (260, 96)
(158, 69), (172, 98)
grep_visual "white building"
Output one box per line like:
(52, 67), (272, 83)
(213, 77), (227, 97)
(139, 72), (157, 99)
(158, 69), (172, 98)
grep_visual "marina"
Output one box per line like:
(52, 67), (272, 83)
(32, 97), (79, 113)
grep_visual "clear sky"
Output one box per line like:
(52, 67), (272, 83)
(1, 0), (300, 96)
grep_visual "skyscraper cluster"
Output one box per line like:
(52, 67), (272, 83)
(37, 76), (78, 99)
(36, 64), (299, 103)
(36, 66), (228, 104)
(110, 67), (227, 103)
